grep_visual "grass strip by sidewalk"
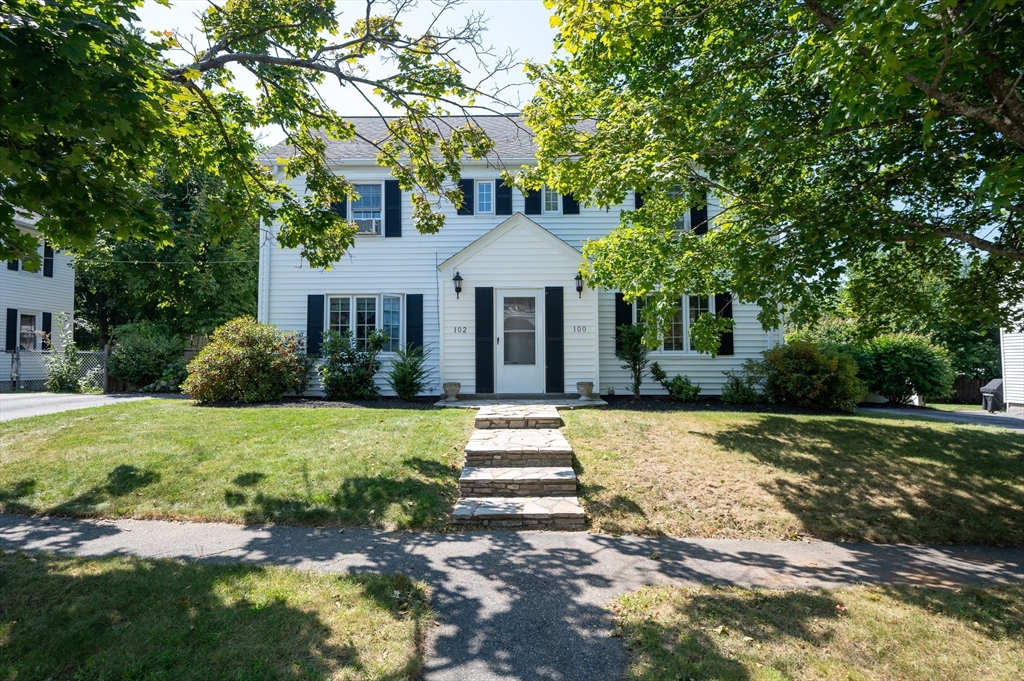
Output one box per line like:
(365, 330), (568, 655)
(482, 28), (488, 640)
(612, 583), (1024, 681)
(0, 400), (474, 531)
(0, 551), (432, 680)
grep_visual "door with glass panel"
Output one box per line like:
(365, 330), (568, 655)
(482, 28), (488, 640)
(495, 289), (544, 393)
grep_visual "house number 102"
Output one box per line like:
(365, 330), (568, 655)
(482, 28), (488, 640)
(573, 325), (587, 333)
(453, 326), (468, 333)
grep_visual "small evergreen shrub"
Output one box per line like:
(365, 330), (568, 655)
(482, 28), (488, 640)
(616, 323), (651, 396)
(182, 317), (306, 403)
(861, 333), (955, 405)
(318, 329), (387, 400)
(44, 313), (82, 393)
(720, 370), (763, 404)
(387, 344), (434, 400)
(107, 322), (186, 388)
(744, 340), (866, 412)
(650, 362), (701, 401)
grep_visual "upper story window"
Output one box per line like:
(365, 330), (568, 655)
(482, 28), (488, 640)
(327, 294), (402, 352)
(476, 180), (493, 214)
(351, 183), (382, 235)
(5, 241), (53, 277)
(542, 186), (560, 214)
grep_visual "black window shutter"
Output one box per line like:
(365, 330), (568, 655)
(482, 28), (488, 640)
(614, 292), (633, 353)
(562, 193), (580, 215)
(306, 294), (325, 356)
(330, 200), (347, 219)
(634, 191), (644, 210)
(406, 294), (423, 351)
(7, 260), (18, 271)
(524, 189), (542, 215)
(384, 180), (402, 237)
(43, 243), (54, 277)
(691, 193), (709, 235)
(457, 179), (475, 216)
(715, 292), (734, 356)
(545, 287), (564, 393)
(475, 287), (494, 393)
(42, 312), (52, 346)
(5, 308), (17, 352)
(495, 181), (513, 215)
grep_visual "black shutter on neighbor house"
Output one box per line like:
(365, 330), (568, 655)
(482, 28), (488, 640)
(457, 179), (475, 216)
(562, 193), (580, 215)
(545, 287), (564, 393)
(691, 193), (709, 235)
(43, 243), (54, 278)
(715, 292), (734, 356)
(42, 312), (52, 345)
(330, 200), (347, 219)
(496, 181), (513, 215)
(384, 180), (402, 237)
(306, 294), (325, 356)
(406, 294), (423, 351)
(524, 189), (542, 215)
(5, 309), (17, 352)
(7, 260), (17, 271)
(634, 192), (644, 210)
(475, 287), (494, 393)
(614, 292), (633, 353)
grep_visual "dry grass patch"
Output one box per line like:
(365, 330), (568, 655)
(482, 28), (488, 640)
(0, 551), (432, 680)
(612, 583), (1024, 681)
(563, 408), (1024, 544)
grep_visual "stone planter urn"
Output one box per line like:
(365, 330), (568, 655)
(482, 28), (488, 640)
(442, 381), (461, 402)
(576, 381), (595, 401)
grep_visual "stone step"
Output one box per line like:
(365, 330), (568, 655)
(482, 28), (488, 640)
(475, 405), (562, 429)
(452, 496), (586, 530)
(464, 428), (574, 468)
(459, 467), (577, 497)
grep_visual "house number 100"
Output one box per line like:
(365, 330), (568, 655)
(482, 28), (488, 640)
(573, 326), (587, 332)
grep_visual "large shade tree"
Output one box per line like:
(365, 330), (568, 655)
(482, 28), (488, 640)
(523, 0), (1024, 348)
(1, 0), (512, 268)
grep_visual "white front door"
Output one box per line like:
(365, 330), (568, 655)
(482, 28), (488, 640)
(495, 289), (544, 393)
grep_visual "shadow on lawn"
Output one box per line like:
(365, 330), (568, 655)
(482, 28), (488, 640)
(704, 414), (1024, 545)
(0, 552), (425, 680)
(47, 465), (162, 517)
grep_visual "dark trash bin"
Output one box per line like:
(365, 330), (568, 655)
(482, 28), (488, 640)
(980, 379), (1004, 413)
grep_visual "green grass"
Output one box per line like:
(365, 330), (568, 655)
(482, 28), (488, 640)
(928, 403), (985, 412)
(0, 551), (432, 680)
(563, 408), (1024, 545)
(0, 400), (474, 531)
(612, 583), (1024, 680)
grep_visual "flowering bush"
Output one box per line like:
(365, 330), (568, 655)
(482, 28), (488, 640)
(182, 317), (309, 403)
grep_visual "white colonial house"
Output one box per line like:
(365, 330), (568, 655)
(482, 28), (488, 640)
(258, 116), (782, 397)
(2, 212), (75, 390)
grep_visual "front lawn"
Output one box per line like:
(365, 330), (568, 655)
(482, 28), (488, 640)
(612, 583), (1024, 681)
(0, 551), (431, 680)
(0, 400), (474, 531)
(564, 407), (1024, 545)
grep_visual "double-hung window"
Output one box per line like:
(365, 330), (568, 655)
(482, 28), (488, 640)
(19, 314), (36, 350)
(476, 180), (493, 214)
(634, 295), (714, 353)
(327, 294), (402, 351)
(351, 183), (383, 235)
(687, 295), (711, 352)
(542, 186), (560, 214)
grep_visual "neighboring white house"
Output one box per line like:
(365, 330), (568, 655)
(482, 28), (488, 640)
(2, 212), (75, 390)
(258, 116), (782, 397)
(1001, 327), (1023, 409)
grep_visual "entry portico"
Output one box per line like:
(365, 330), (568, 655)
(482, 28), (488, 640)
(438, 213), (598, 395)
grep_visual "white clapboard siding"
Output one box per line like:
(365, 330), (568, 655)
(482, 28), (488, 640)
(0, 233), (75, 353)
(1002, 329), (1024, 408)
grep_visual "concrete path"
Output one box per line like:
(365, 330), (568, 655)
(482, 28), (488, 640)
(859, 405), (1024, 431)
(0, 392), (152, 422)
(2, 514), (1020, 681)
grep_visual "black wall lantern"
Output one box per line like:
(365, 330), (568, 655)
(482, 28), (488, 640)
(575, 272), (584, 298)
(453, 271), (464, 299)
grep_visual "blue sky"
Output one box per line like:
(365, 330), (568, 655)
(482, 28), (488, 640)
(137, 0), (558, 132)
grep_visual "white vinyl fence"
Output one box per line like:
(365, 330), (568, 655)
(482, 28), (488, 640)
(2, 348), (106, 392)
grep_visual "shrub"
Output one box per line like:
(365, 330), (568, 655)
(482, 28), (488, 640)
(744, 340), (866, 412)
(720, 370), (763, 404)
(318, 329), (387, 400)
(861, 333), (955, 405)
(44, 313), (82, 393)
(181, 317), (307, 403)
(650, 362), (701, 401)
(616, 323), (651, 396)
(387, 344), (434, 400)
(106, 322), (186, 388)
(139, 361), (188, 393)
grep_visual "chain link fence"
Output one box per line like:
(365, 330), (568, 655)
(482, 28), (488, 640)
(2, 348), (106, 392)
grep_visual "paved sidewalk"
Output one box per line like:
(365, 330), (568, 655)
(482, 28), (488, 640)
(0, 392), (152, 422)
(2, 514), (1021, 681)
(858, 405), (1024, 430)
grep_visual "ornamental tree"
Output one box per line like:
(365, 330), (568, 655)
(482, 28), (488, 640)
(522, 0), (1024, 347)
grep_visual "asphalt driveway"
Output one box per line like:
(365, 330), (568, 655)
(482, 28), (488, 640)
(859, 405), (1024, 431)
(0, 392), (152, 422)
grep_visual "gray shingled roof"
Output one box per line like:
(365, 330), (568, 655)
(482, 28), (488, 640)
(261, 115), (542, 164)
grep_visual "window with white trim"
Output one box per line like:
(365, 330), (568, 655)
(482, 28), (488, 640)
(664, 298), (685, 351)
(687, 295), (711, 352)
(542, 186), (560, 214)
(477, 180), (493, 214)
(351, 183), (383, 235)
(329, 297), (350, 334)
(381, 295), (402, 352)
(20, 313), (37, 350)
(327, 295), (403, 351)
(634, 295), (714, 352)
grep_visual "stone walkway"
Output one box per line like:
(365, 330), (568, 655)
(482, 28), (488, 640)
(452, 405), (586, 530)
(2, 514), (1021, 681)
